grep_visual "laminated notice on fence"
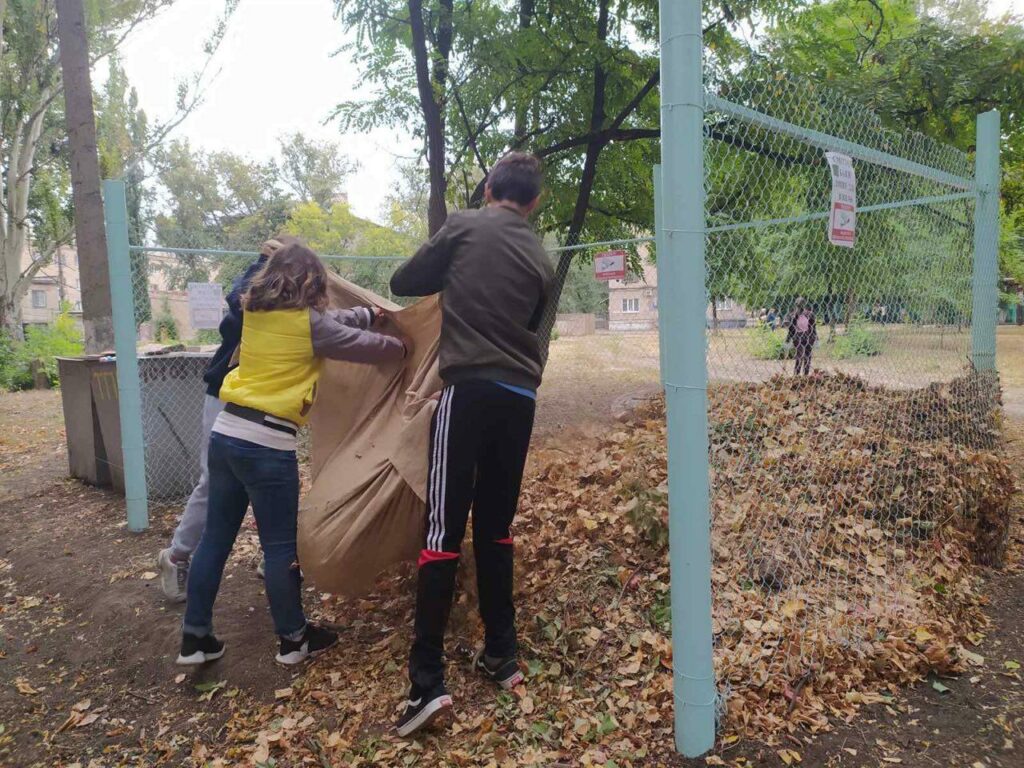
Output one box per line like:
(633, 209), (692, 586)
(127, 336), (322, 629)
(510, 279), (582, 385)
(594, 250), (627, 281)
(299, 277), (442, 597)
(825, 151), (856, 248)
(187, 283), (224, 330)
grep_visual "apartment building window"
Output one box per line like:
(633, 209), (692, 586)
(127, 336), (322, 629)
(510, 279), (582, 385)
(715, 298), (734, 311)
(621, 298), (640, 313)
(31, 290), (47, 309)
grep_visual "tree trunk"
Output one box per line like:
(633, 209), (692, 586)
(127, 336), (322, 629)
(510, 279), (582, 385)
(0, 294), (23, 340)
(513, 0), (536, 138)
(57, 0), (114, 354)
(537, 0), (610, 347)
(408, 0), (452, 237)
(843, 289), (857, 327)
(57, 250), (67, 305)
(711, 297), (720, 334)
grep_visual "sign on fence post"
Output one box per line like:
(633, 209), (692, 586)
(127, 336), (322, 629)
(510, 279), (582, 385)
(826, 151), (857, 248)
(188, 282), (224, 330)
(594, 250), (627, 281)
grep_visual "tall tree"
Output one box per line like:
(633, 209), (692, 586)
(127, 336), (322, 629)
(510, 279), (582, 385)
(96, 55), (151, 326)
(333, 0), (795, 337)
(0, 0), (236, 337)
(278, 133), (356, 210)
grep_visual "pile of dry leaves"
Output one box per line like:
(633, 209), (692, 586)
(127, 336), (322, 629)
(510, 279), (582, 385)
(196, 372), (1014, 767)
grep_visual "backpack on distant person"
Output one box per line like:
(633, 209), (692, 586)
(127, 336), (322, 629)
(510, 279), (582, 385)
(795, 312), (810, 334)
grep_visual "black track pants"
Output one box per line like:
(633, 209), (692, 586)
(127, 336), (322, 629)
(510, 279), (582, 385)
(408, 380), (536, 694)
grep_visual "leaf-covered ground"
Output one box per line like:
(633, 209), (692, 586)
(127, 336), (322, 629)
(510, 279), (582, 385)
(0, 343), (1021, 767)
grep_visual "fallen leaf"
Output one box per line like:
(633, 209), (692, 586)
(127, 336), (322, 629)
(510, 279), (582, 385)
(174, 673), (186, 684)
(72, 699), (91, 712)
(1004, 660), (1021, 671)
(74, 713), (100, 728)
(931, 680), (950, 694)
(274, 687), (294, 700)
(14, 679), (38, 696)
(777, 749), (801, 765)
(140, 571), (158, 580)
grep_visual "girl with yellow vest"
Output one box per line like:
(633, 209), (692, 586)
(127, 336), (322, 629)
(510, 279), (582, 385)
(178, 242), (407, 666)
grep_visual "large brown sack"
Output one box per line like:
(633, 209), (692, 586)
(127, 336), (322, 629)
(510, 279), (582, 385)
(298, 273), (442, 596)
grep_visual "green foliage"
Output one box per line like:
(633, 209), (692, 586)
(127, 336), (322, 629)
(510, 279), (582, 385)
(278, 133), (355, 210)
(0, 329), (18, 390)
(558, 262), (609, 316)
(1, 305), (85, 389)
(153, 298), (180, 343)
(97, 55), (153, 326)
(832, 322), (884, 359)
(283, 200), (415, 298)
(190, 329), (222, 345)
(747, 322), (793, 360)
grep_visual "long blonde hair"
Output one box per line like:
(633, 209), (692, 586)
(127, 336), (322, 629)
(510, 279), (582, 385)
(243, 242), (329, 313)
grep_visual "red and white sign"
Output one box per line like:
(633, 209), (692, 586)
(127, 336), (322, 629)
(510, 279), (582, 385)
(826, 151), (856, 248)
(594, 250), (627, 281)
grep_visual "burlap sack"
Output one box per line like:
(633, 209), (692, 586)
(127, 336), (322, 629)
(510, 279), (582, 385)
(298, 274), (442, 596)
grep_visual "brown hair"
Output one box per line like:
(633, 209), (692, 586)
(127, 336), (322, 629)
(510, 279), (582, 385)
(243, 242), (329, 313)
(487, 152), (543, 206)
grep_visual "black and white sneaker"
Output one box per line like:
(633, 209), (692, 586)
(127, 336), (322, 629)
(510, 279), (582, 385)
(176, 633), (225, 665)
(275, 624), (338, 665)
(396, 686), (453, 738)
(473, 647), (524, 689)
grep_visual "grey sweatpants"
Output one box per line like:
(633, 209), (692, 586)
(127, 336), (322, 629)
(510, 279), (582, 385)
(170, 395), (226, 559)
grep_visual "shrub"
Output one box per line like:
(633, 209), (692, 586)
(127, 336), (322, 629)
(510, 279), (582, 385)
(0, 329), (18, 390)
(12, 306), (84, 388)
(190, 329), (222, 345)
(833, 321), (884, 359)
(153, 298), (180, 343)
(747, 322), (793, 360)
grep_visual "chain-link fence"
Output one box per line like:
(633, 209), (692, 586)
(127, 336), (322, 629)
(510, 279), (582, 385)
(694, 70), (1003, 733)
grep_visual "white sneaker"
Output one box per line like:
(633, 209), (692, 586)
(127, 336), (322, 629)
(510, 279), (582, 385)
(158, 548), (188, 603)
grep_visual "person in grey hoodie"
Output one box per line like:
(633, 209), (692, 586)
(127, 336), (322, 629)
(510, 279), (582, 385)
(389, 152), (553, 737)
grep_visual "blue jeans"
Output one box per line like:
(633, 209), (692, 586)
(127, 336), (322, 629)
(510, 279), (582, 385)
(183, 433), (306, 639)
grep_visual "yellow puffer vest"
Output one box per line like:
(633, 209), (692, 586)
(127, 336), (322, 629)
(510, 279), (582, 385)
(219, 308), (321, 426)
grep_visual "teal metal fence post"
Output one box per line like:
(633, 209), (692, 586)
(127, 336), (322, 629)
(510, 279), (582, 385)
(971, 110), (1000, 372)
(103, 179), (149, 531)
(657, 0), (716, 757)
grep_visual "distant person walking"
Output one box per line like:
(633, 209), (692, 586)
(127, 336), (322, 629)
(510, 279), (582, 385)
(787, 298), (816, 376)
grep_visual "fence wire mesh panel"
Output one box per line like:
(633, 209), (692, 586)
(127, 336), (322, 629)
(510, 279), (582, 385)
(700, 72), (1004, 731)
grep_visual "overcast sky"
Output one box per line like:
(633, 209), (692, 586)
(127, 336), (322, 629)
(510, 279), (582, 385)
(117, 0), (417, 224)
(117, 0), (1022, 225)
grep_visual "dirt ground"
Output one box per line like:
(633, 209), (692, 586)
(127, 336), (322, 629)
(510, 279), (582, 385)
(0, 327), (1021, 767)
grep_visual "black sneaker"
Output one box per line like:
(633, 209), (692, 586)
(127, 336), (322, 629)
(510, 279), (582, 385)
(275, 624), (338, 665)
(396, 685), (453, 738)
(176, 633), (225, 665)
(473, 647), (524, 689)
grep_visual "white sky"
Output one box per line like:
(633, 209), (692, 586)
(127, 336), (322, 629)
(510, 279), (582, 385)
(990, 0), (1023, 14)
(117, 0), (418, 224)
(117, 0), (1022, 226)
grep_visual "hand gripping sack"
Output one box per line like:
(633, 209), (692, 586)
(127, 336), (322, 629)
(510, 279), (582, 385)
(298, 273), (442, 596)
